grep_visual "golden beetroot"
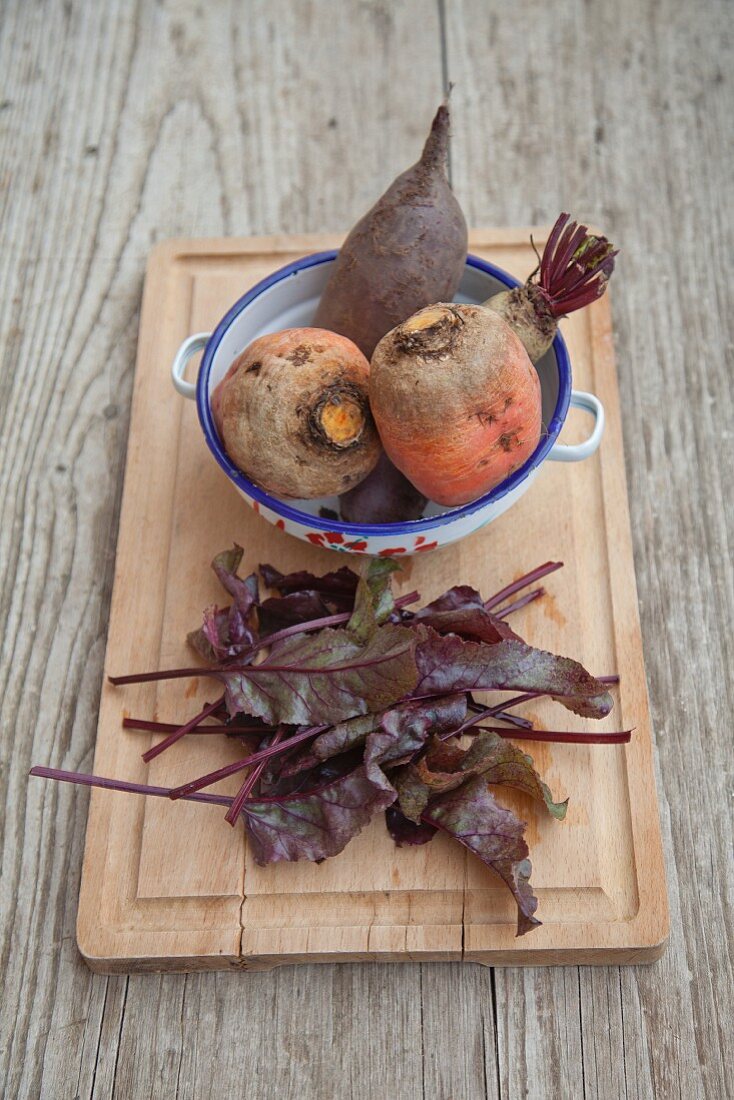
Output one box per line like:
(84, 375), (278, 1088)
(369, 304), (542, 507)
(212, 328), (380, 499)
(369, 214), (617, 509)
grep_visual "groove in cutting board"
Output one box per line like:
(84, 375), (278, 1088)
(77, 231), (668, 971)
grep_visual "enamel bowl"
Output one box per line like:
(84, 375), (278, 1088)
(171, 252), (604, 556)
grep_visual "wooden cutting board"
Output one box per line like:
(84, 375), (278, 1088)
(77, 230), (668, 972)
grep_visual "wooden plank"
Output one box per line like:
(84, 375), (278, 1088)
(444, 0), (733, 1096)
(0, 0), (731, 1096)
(73, 229), (667, 971)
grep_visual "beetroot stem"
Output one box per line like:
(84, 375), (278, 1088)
(224, 727), (285, 826)
(486, 710), (534, 730)
(169, 723), (330, 800)
(494, 587), (545, 619)
(123, 717), (274, 736)
(484, 562), (563, 611)
(261, 590), (419, 650)
(478, 725), (632, 745)
(29, 766), (233, 807)
(109, 667), (220, 686)
(142, 698), (224, 764)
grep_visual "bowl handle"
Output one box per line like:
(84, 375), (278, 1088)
(548, 390), (605, 462)
(171, 333), (211, 399)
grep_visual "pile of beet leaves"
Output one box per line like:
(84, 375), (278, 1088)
(32, 547), (629, 936)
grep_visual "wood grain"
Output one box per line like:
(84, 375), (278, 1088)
(0, 0), (730, 1096)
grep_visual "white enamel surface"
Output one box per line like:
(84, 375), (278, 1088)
(232, 471), (540, 554)
(170, 257), (604, 554)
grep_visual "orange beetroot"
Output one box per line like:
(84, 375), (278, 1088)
(369, 304), (541, 507)
(369, 214), (617, 509)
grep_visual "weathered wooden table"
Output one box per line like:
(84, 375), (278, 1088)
(1, 1), (731, 1097)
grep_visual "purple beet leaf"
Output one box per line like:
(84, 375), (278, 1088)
(187, 545), (260, 660)
(242, 764), (396, 865)
(258, 591), (333, 634)
(187, 601), (256, 663)
(395, 731), (567, 824)
(414, 628), (612, 719)
(423, 777), (540, 936)
(211, 545), (260, 619)
(279, 714), (378, 778)
(281, 692), (468, 780)
(411, 585), (521, 644)
(259, 562), (359, 607)
(222, 623), (418, 726)
(345, 558), (402, 642)
(347, 558), (402, 642)
(464, 731), (568, 818)
(365, 693), (468, 769)
(385, 806), (437, 847)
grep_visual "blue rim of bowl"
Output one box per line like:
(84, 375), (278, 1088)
(196, 250), (572, 535)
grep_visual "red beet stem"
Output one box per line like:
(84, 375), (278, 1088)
(141, 698), (224, 764)
(455, 676), (620, 740)
(484, 562), (563, 611)
(539, 214), (569, 286)
(123, 717), (275, 736)
(224, 727), (285, 826)
(494, 587), (545, 619)
(486, 710), (534, 730)
(168, 723), (330, 800)
(260, 589), (419, 649)
(536, 213), (617, 318)
(109, 667), (219, 686)
(478, 725), (632, 745)
(486, 691), (539, 713)
(29, 766), (233, 806)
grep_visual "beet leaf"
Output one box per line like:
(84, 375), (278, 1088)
(415, 628), (612, 719)
(211, 545), (260, 617)
(279, 714), (378, 778)
(187, 545), (259, 661)
(243, 765), (396, 865)
(33, 547), (627, 940)
(222, 623), (418, 726)
(411, 584), (521, 644)
(423, 777), (540, 936)
(385, 806), (437, 847)
(347, 558), (401, 642)
(395, 731), (567, 824)
(366, 693), (468, 769)
(467, 732), (568, 817)
(187, 605), (254, 664)
(258, 591), (333, 634)
(279, 692), (467, 780)
(259, 562), (359, 606)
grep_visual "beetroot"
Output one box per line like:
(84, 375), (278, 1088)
(314, 103), (468, 359)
